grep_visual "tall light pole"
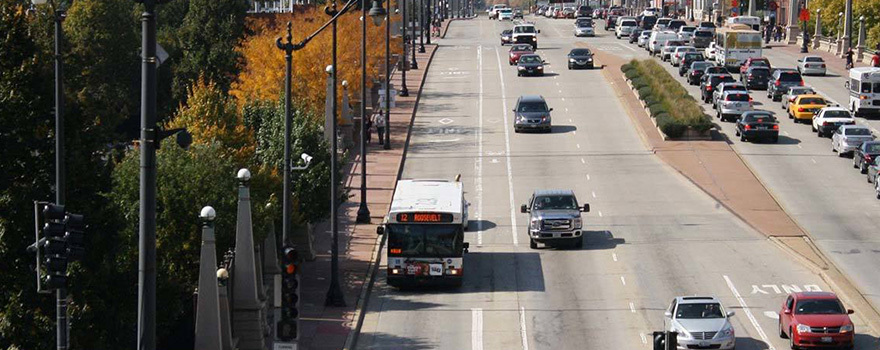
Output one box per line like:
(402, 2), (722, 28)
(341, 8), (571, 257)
(276, 22), (302, 249)
(425, 0), (432, 46)
(324, 1), (346, 308)
(410, 0), (419, 69)
(843, 0), (852, 53)
(384, 0), (392, 150)
(418, 0), (425, 53)
(399, 0), (410, 97)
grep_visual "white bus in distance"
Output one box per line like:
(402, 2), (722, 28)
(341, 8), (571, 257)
(714, 24), (762, 68)
(726, 15), (761, 31)
(847, 67), (880, 118)
(377, 178), (470, 287)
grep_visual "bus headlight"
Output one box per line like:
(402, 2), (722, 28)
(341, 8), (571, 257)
(390, 268), (401, 275)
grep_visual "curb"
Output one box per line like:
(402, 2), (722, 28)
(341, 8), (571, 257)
(342, 43), (441, 350)
(441, 15), (478, 39)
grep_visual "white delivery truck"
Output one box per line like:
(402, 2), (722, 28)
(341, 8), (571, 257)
(847, 67), (880, 118)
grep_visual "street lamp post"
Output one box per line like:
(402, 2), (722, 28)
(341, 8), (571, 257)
(410, 0), (419, 69)
(425, 0), (432, 46)
(418, 0), (426, 53)
(276, 22), (302, 253)
(800, 0), (809, 53)
(384, 0), (392, 150)
(324, 1), (346, 308)
(843, 0), (852, 53)
(399, 0), (410, 96)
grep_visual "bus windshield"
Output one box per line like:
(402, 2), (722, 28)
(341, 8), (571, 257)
(387, 224), (462, 257)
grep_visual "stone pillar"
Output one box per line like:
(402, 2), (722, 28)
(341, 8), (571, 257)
(786, 0), (801, 44)
(856, 16), (866, 60)
(837, 12), (844, 56)
(231, 169), (267, 350)
(842, 0), (852, 53)
(194, 206), (224, 350)
(747, 0), (755, 16)
(218, 272), (236, 350)
(813, 9), (821, 49)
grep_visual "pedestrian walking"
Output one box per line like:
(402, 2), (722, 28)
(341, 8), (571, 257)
(372, 112), (386, 145)
(774, 25), (782, 42)
(845, 48), (854, 70)
(365, 113), (373, 143)
(872, 52), (880, 68)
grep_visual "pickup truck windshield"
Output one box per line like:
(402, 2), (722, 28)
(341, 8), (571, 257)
(533, 195), (577, 210)
(515, 26), (536, 34)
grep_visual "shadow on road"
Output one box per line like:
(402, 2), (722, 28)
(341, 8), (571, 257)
(582, 230), (625, 250)
(356, 332), (437, 349)
(733, 337), (770, 350)
(551, 125), (577, 134)
(467, 219), (496, 232)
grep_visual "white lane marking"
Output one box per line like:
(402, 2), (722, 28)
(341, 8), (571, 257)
(495, 48), (519, 246)
(476, 46), (484, 247)
(426, 138), (462, 143)
(573, 130), (576, 135)
(811, 158), (817, 164)
(569, 118), (573, 122)
(598, 211), (603, 217)
(576, 144), (581, 149)
(617, 42), (638, 52)
(620, 276), (627, 286)
(764, 311), (780, 320)
(591, 191), (597, 198)
(797, 144), (803, 149)
(561, 97), (565, 101)
(519, 306), (530, 350)
(782, 131), (790, 136)
(472, 308), (483, 350)
(558, 89), (563, 93)
(630, 302), (636, 313)
(556, 82), (560, 86)
(565, 108), (569, 112)
(612, 252), (618, 261)
(640, 333), (647, 344)
(723, 275), (776, 350)
(581, 158), (586, 164)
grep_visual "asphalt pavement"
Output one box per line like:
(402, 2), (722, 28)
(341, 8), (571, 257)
(355, 16), (877, 350)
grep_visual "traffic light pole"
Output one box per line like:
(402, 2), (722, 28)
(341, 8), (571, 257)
(52, 7), (68, 350)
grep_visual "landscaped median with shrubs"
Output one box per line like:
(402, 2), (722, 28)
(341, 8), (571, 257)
(621, 59), (713, 139)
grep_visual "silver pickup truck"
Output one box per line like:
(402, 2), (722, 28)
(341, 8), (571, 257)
(521, 189), (590, 249)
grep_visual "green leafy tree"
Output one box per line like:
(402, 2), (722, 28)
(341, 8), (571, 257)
(173, 0), (249, 101)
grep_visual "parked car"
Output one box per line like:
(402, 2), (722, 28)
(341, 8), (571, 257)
(832, 125), (875, 156)
(788, 94), (828, 123)
(739, 57), (770, 76)
(798, 56), (827, 76)
(717, 91), (753, 122)
(665, 296), (736, 350)
(567, 48), (594, 69)
(741, 67), (770, 90)
(687, 61), (714, 85)
(516, 54), (545, 76)
(781, 86), (816, 111)
(513, 95), (552, 133)
(691, 29), (714, 48)
(671, 46), (698, 66)
(736, 111), (779, 142)
(520, 189), (589, 248)
(500, 29), (513, 45)
(713, 82), (748, 109)
(679, 53), (706, 77)
(768, 69), (804, 101)
(561, 7), (576, 18)
(778, 292), (855, 350)
(853, 141), (880, 174)
(508, 44), (534, 65)
(701, 74), (736, 103)
(812, 107), (854, 137)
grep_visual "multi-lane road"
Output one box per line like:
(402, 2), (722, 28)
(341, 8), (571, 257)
(356, 16), (878, 349)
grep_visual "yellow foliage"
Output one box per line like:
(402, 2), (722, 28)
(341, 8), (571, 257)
(231, 7), (403, 120)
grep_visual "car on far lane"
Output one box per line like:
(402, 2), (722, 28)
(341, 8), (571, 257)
(508, 44), (534, 65)
(781, 86), (817, 111)
(677, 26), (696, 42)
(513, 95), (553, 133)
(498, 8), (514, 20)
(615, 19), (638, 39)
(513, 8), (523, 19)
(574, 18), (595, 37)
(500, 29), (513, 45)
(812, 107), (855, 137)
(660, 40), (686, 62)
(739, 57), (771, 76)
(717, 91), (753, 122)
(868, 157), (880, 186)
(678, 53), (705, 76)
(671, 46), (698, 66)
(690, 29), (714, 48)
(637, 30), (652, 47)
(768, 69), (804, 101)
(697, 21), (717, 33)
(521, 189), (590, 249)
(713, 82), (748, 109)
(741, 66), (770, 90)
(778, 292), (855, 350)
(686, 61), (714, 84)
(736, 111), (779, 142)
(567, 48), (594, 69)
(701, 73), (736, 103)
(704, 42), (718, 61)
(798, 56), (827, 76)
(853, 141), (880, 174)
(629, 29), (643, 44)
(832, 125), (875, 157)
(788, 94), (828, 123)
(516, 54), (546, 76)
(665, 296), (736, 350)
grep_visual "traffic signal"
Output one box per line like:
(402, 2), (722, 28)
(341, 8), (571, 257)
(278, 246), (300, 341)
(42, 204), (68, 289)
(64, 214), (85, 261)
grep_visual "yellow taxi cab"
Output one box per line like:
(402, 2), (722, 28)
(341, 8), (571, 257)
(788, 94), (828, 123)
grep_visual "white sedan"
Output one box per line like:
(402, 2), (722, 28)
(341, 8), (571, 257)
(797, 56), (827, 76)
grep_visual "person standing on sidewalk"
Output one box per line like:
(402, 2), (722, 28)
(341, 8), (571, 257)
(845, 48), (854, 70)
(872, 51), (880, 68)
(373, 112), (386, 145)
(365, 113), (373, 143)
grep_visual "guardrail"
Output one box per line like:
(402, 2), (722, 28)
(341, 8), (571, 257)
(796, 34), (877, 63)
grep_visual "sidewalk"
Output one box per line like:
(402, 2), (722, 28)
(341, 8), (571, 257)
(766, 41), (871, 77)
(295, 18), (461, 350)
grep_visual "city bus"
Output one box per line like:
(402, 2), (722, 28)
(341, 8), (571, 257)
(378, 178), (470, 287)
(714, 24), (762, 68)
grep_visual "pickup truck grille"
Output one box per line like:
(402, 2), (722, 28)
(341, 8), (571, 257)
(542, 219), (571, 230)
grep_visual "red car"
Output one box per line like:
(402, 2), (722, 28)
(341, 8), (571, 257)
(508, 44), (534, 65)
(779, 292), (855, 349)
(739, 57), (771, 76)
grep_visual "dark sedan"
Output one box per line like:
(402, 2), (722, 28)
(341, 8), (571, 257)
(701, 73), (736, 103)
(678, 53), (705, 77)
(735, 111), (779, 143)
(869, 157), (880, 185)
(629, 29), (642, 44)
(687, 61), (714, 85)
(500, 29), (513, 45)
(567, 48), (594, 69)
(517, 54), (545, 76)
(741, 66), (770, 90)
(854, 141), (880, 174)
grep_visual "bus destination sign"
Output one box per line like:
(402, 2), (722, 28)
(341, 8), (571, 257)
(396, 212), (453, 223)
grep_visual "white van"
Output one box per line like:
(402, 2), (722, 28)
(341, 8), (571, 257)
(648, 31), (679, 55)
(616, 19), (638, 39)
(726, 16), (760, 31)
(847, 67), (880, 118)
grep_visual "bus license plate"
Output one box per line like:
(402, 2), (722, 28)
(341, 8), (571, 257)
(429, 264), (443, 276)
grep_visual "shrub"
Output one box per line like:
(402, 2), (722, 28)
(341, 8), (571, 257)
(637, 86), (653, 99)
(657, 114), (687, 138)
(621, 63), (633, 72)
(624, 69), (640, 80)
(629, 59), (713, 139)
(648, 103), (668, 117)
(631, 77), (648, 89)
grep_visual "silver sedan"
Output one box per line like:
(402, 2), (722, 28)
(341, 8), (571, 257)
(797, 56), (827, 76)
(832, 125), (876, 156)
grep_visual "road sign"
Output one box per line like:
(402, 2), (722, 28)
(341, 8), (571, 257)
(799, 8), (809, 22)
